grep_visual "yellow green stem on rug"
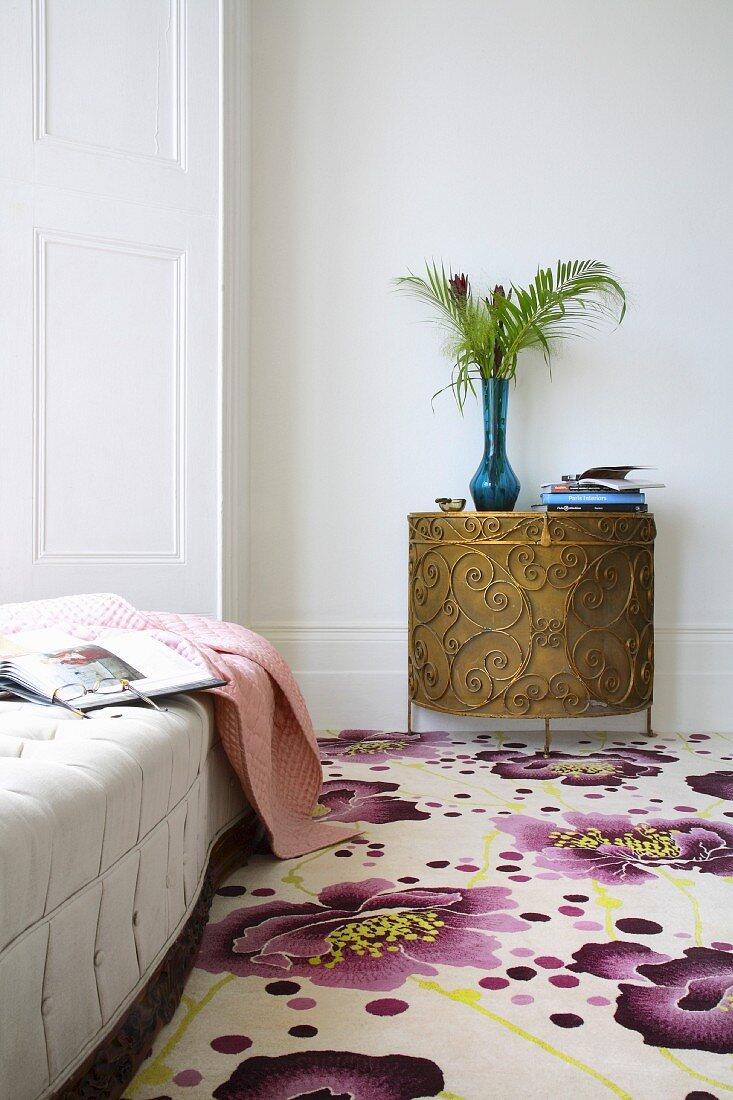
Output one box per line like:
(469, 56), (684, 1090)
(658, 1047), (733, 1092)
(656, 869), (703, 946)
(125, 975), (235, 1095)
(412, 978), (633, 1100)
(282, 840), (346, 897)
(591, 880), (622, 939)
(398, 760), (522, 810)
(467, 831), (498, 889)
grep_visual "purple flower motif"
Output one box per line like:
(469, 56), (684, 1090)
(475, 747), (677, 787)
(687, 769), (733, 802)
(212, 1050), (445, 1100)
(493, 812), (733, 885)
(569, 941), (733, 1053)
(199, 878), (527, 992)
(318, 729), (454, 765)
(569, 940), (671, 980)
(317, 779), (429, 824)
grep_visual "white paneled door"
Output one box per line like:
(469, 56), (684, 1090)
(0, 0), (222, 614)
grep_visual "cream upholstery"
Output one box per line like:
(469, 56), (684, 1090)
(0, 695), (250, 1100)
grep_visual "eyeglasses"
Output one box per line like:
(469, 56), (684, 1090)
(51, 677), (167, 717)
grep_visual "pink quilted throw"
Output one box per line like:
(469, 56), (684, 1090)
(0, 593), (357, 858)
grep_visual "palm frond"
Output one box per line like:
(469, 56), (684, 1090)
(395, 257), (627, 409)
(493, 260), (626, 375)
(394, 261), (467, 335)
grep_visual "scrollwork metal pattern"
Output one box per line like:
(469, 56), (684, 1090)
(408, 512), (655, 720)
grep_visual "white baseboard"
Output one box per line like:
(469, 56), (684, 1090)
(254, 623), (733, 734)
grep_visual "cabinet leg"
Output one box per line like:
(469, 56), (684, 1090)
(544, 718), (551, 757)
(646, 706), (653, 737)
(407, 700), (412, 734)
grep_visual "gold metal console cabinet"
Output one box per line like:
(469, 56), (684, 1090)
(408, 511), (655, 753)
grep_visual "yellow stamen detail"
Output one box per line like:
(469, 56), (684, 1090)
(549, 823), (681, 860)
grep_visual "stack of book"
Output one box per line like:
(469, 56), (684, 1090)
(532, 466), (665, 513)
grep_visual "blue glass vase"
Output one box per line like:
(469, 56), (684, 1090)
(469, 378), (520, 511)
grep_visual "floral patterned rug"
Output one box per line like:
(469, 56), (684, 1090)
(126, 727), (733, 1100)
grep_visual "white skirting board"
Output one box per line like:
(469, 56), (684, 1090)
(254, 625), (733, 735)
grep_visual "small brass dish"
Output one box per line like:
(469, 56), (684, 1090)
(435, 498), (466, 513)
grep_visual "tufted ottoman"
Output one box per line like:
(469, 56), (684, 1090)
(0, 694), (257, 1100)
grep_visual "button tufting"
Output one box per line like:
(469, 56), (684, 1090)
(94, 950), (104, 967)
(41, 997), (52, 1017)
(132, 911), (140, 927)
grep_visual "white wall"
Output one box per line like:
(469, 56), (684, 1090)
(248, 0), (733, 731)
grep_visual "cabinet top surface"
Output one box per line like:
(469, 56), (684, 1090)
(409, 511), (654, 518)
(408, 511), (656, 544)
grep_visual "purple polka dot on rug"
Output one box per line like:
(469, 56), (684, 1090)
(511, 994), (534, 1006)
(510, 948), (534, 958)
(369, 843), (385, 849)
(265, 981), (300, 996)
(509, 874), (531, 882)
(674, 805), (698, 813)
(365, 998), (409, 1016)
(507, 966), (536, 981)
(587, 996), (611, 1007)
(500, 851), (523, 861)
(444, 811), (461, 817)
(479, 977), (509, 990)
(584, 792), (604, 799)
(287, 997), (316, 1010)
(550, 1013), (584, 1028)
(564, 894), (589, 902)
(427, 860), (449, 868)
(216, 885), (246, 897)
(210, 1035), (252, 1054)
(574, 920), (603, 931)
(535, 956), (563, 969)
(471, 808), (487, 813)
(289, 1025), (318, 1038)
(334, 850), (353, 858)
(541, 806), (561, 813)
(712, 941), (733, 951)
(559, 905), (584, 917)
(549, 975), (579, 988)
(172, 1070), (203, 1087)
(497, 864), (521, 873)
(685, 1092), (720, 1100)
(521, 912), (551, 922)
(616, 917), (663, 935)
(251, 888), (276, 897)
(456, 864), (479, 872)
(398, 876), (419, 884)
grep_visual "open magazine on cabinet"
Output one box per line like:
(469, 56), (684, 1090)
(0, 628), (225, 712)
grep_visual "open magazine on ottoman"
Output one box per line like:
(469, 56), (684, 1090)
(0, 627), (225, 712)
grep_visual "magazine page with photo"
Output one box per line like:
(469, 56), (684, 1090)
(0, 628), (225, 711)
